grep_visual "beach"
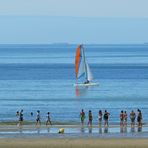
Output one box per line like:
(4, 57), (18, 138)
(0, 138), (148, 148)
(0, 44), (148, 146)
(0, 123), (148, 148)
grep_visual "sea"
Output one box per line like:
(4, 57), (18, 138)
(0, 44), (148, 125)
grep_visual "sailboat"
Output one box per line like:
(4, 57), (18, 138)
(74, 45), (98, 86)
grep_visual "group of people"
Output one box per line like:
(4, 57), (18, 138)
(80, 109), (110, 126)
(119, 109), (142, 127)
(16, 109), (142, 128)
(16, 110), (52, 126)
(80, 109), (142, 127)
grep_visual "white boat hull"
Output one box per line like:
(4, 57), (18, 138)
(74, 82), (99, 87)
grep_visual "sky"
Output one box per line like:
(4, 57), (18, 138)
(0, 0), (148, 44)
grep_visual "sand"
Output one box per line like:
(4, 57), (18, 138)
(0, 138), (148, 148)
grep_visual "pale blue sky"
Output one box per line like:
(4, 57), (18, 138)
(0, 0), (148, 44)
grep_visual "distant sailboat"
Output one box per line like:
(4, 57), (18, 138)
(74, 45), (98, 86)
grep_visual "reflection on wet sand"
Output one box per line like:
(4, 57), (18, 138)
(99, 126), (102, 134)
(88, 127), (92, 134)
(104, 126), (108, 133)
(137, 126), (142, 132)
(18, 126), (23, 134)
(131, 126), (135, 133)
(120, 125), (127, 133)
(47, 127), (50, 133)
(36, 127), (41, 134)
(80, 126), (85, 133)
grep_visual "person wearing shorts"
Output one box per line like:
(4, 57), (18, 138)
(36, 110), (41, 126)
(80, 109), (85, 125)
(46, 112), (52, 126)
(130, 110), (136, 127)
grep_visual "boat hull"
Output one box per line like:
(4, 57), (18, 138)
(73, 83), (99, 87)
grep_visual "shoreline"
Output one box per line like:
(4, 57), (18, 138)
(0, 124), (148, 139)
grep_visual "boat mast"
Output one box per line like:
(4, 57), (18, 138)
(82, 45), (88, 81)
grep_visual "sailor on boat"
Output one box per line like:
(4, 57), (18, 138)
(84, 80), (90, 84)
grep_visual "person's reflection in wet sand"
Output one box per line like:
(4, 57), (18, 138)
(104, 126), (108, 133)
(18, 126), (23, 134)
(131, 126), (135, 133)
(137, 126), (142, 132)
(47, 127), (50, 133)
(36, 127), (40, 134)
(99, 125), (102, 134)
(123, 125), (127, 133)
(88, 127), (92, 134)
(80, 126), (85, 133)
(120, 125), (124, 133)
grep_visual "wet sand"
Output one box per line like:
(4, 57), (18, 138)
(0, 138), (148, 148)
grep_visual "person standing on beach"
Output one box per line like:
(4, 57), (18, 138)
(46, 112), (52, 126)
(137, 109), (142, 127)
(120, 110), (124, 126)
(80, 109), (85, 125)
(16, 111), (19, 118)
(36, 110), (41, 126)
(103, 110), (110, 127)
(30, 112), (33, 116)
(123, 111), (127, 126)
(88, 110), (93, 126)
(18, 109), (23, 126)
(98, 110), (102, 125)
(130, 110), (136, 127)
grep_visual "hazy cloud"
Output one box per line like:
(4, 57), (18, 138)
(0, 0), (148, 17)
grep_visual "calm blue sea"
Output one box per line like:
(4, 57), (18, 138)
(0, 44), (148, 124)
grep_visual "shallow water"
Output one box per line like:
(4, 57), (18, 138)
(0, 126), (148, 138)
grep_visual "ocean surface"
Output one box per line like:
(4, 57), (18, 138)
(0, 44), (148, 124)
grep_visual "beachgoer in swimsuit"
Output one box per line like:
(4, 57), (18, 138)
(120, 110), (124, 126)
(137, 109), (142, 127)
(30, 112), (33, 116)
(98, 110), (102, 125)
(18, 109), (23, 126)
(46, 112), (52, 126)
(80, 109), (85, 125)
(16, 111), (19, 117)
(88, 110), (93, 126)
(104, 110), (110, 127)
(36, 110), (41, 125)
(123, 111), (127, 126)
(130, 110), (136, 127)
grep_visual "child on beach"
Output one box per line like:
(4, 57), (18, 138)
(30, 112), (33, 116)
(137, 109), (142, 127)
(80, 109), (85, 125)
(36, 110), (41, 126)
(130, 110), (136, 127)
(103, 110), (110, 127)
(16, 111), (19, 117)
(46, 112), (52, 126)
(98, 110), (102, 125)
(17, 109), (23, 126)
(88, 110), (93, 126)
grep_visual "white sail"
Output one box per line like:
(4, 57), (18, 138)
(77, 48), (85, 78)
(77, 58), (85, 78)
(86, 63), (93, 81)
